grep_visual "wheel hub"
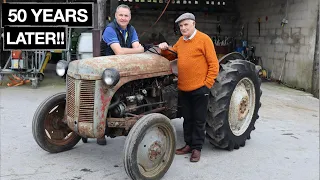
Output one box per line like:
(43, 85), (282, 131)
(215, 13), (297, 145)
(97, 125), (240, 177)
(228, 77), (256, 136)
(137, 126), (168, 173)
(52, 116), (61, 129)
(238, 97), (249, 120)
(148, 141), (162, 161)
(44, 102), (77, 145)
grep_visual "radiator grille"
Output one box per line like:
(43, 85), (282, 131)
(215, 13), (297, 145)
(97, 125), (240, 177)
(67, 76), (95, 123)
(67, 76), (75, 118)
(79, 80), (95, 122)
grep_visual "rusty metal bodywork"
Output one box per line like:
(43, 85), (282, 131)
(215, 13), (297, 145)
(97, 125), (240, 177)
(108, 107), (166, 128)
(66, 52), (173, 138)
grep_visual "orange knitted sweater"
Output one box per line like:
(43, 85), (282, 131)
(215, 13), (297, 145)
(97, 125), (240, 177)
(165, 30), (219, 91)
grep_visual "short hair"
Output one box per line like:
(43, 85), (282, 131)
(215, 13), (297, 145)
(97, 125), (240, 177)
(116, 4), (131, 13)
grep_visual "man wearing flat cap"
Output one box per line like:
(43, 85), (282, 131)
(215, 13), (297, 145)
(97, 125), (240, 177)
(159, 12), (219, 162)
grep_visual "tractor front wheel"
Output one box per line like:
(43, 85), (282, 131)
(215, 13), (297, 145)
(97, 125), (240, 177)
(32, 92), (81, 153)
(124, 113), (176, 180)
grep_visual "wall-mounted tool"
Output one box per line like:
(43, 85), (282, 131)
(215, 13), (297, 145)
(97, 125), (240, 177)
(258, 18), (261, 36)
(246, 22), (249, 42)
(239, 24), (244, 37)
(281, 0), (289, 27)
(278, 52), (288, 83)
(281, 18), (288, 27)
(217, 24), (221, 35)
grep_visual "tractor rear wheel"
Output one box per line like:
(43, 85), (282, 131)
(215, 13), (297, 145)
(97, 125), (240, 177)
(206, 60), (262, 150)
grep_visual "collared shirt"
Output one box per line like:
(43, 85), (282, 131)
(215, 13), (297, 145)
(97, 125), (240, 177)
(102, 26), (139, 46)
(183, 29), (197, 41)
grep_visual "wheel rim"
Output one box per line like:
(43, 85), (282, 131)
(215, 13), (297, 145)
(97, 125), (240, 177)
(44, 101), (78, 145)
(136, 123), (173, 178)
(228, 77), (256, 136)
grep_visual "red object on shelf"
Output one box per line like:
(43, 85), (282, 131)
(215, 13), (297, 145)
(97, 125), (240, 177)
(11, 50), (22, 59)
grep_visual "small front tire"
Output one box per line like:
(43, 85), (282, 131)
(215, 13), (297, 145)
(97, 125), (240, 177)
(124, 113), (176, 180)
(32, 92), (81, 153)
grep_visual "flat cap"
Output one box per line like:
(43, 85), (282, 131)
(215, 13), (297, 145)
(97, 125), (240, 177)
(175, 12), (195, 23)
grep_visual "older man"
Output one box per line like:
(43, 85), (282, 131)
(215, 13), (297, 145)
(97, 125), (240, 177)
(100, 4), (144, 56)
(158, 13), (219, 162)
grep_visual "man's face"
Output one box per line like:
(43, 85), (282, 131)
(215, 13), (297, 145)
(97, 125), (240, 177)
(115, 7), (131, 29)
(179, 19), (195, 37)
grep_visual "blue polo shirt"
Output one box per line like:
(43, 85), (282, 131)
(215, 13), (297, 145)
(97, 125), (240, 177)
(102, 26), (139, 46)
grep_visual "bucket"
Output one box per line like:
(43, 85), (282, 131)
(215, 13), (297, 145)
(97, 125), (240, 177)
(12, 50), (22, 59)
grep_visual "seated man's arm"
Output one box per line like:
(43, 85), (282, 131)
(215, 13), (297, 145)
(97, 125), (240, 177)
(131, 30), (141, 49)
(103, 27), (144, 55)
(131, 42), (141, 48)
(110, 43), (144, 55)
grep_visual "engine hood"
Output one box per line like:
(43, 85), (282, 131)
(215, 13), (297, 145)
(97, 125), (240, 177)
(67, 53), (172, 80)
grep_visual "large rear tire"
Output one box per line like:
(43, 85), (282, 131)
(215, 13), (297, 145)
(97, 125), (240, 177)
(206, 60), (262, 150)
(32, 92), (81, 153)
(124, 113), (176, 180)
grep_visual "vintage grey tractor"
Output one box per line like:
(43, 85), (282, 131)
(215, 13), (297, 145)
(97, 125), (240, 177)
(32, 47), (261, 180)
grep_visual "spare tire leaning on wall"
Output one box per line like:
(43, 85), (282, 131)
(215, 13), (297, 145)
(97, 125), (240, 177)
(206, 55), (262, 151)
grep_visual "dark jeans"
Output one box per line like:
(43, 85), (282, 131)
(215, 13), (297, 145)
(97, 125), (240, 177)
(178, 86), (210, 151)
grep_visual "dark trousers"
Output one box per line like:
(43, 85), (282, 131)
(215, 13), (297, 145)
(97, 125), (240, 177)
(178, 86), (210, 151)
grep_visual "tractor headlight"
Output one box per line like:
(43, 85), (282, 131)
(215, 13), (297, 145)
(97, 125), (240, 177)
(56, 60), (68, 77)
(102, 68), (120, 86)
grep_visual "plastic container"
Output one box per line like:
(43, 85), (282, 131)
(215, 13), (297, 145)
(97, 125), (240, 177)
(77, 32), (93, 59)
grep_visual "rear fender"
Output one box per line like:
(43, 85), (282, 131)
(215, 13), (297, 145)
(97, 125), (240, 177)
(219, 52), (245, 65)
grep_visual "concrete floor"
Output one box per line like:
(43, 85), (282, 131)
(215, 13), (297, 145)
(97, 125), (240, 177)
(0, 72), (319, 180)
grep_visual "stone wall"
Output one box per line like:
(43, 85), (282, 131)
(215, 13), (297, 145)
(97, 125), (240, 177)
(236, 0), (319, 93)
(312, 7), (319, 98)
(130, 11), (236, 46)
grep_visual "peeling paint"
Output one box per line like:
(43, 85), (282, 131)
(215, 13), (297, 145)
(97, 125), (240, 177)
(99, 87), (112, 119)
(67, 52), (172, 80)
(236, 0), (318, 93)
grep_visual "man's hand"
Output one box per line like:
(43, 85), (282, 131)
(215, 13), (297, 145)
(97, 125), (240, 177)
(158, 42), (169, 50)
(159, 42), (177, 61)
(136, 43), (144, 53)
(132, 42), (145, 53)
(111, 42), (144, 55)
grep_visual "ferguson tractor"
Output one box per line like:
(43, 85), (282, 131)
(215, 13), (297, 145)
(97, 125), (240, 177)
(32, 47), (261, 180)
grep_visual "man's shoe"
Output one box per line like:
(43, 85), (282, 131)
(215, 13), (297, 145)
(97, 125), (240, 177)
(82, 137), (88, 143)
(175, 145), (192, 155)
(97, 137), (107, 145)
(190, 149), (201, 162)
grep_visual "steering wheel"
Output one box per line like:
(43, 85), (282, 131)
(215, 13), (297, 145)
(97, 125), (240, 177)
(153, 45), (177, 56)
(166, 48), (177, 56)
